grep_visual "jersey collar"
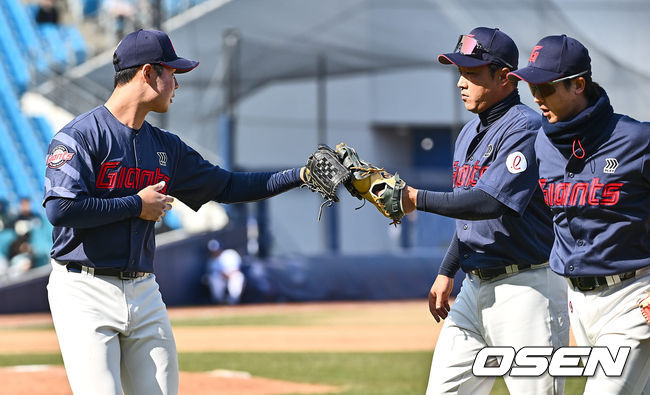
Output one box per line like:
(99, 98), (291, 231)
(541, 89), (614, 160)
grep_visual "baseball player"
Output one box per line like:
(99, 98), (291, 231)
(509, 35), (650, 395)
(398, 27), (569, 394)
(204, 239), (245, 304)
(44, 29), (306, 395)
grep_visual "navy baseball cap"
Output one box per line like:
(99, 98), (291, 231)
(507, 35), (591, 84)
(438, 27), (518, 70)
(113, 29), (199, 73)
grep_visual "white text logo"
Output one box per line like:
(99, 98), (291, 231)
(472, 346), (630, 377)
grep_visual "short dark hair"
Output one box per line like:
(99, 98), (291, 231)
(488, 62), (516, 76)
(488, 63), (517, 88)
(488, 63), (503, 76)
(562, 74), (602, 103)
(113, 60), (164, 88)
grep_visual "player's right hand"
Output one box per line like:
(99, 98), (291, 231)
(428, 275), (454, 323)
(137, 181), (174, 222)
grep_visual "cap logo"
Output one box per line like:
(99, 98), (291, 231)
(529, 46), (543, 63)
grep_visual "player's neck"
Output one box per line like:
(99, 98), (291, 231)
(105, 87), (149, 130)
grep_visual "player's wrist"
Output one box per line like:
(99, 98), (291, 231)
(402, 186), (417, 214)
(130, 195), (143, 217)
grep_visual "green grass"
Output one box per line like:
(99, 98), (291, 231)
(179, 351), (432, 395)
(0, 323), (55, 331)
(179, 351), (587, 395)
(0, 353), (63, 366)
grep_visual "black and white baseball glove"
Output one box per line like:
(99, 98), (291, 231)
(302, 144), (351, 220)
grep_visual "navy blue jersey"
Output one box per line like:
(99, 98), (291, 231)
(535, 92), (650, 277)
(44, 106), (298, 272)
(454, 103), (553, 272)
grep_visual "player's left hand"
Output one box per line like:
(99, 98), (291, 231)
(429, 275), (454, 323)
(137, 181), (174, 221)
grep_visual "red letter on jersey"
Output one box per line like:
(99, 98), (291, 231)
(96, 162), (120, 189)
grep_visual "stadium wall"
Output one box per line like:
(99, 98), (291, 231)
(0, 229), (462, 314)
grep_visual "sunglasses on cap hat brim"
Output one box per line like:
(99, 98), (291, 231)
(528, 70), (589, 97)
(454, 35), (515, 70)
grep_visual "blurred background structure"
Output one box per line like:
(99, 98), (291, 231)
(1, 0), (649, 312)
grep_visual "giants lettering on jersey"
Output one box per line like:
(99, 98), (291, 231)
(96, 161), (170, 193)
(453, 161), (489, 188)
(538, 178), (623, 206)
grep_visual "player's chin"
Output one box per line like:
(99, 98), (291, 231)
(152, 103), (172, 114)
(464, 102), (479, 114)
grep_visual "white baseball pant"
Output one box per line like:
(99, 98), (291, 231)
(568, 267), (650, 395)
(47, 260), (179, 395)
(426, 266), (569, 395)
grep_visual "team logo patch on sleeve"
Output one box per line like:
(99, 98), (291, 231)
(506, 151), (527, 174)
(46, 145), (75, 169)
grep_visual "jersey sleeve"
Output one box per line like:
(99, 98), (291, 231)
(475, 127), (540, 215)
(167, 136), (232, 211)
(43, 128), (96, 206)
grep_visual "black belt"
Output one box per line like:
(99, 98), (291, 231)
(470, 262), (549, 281)
(568, 271), (636, 292)
(65, 262), (148, 279)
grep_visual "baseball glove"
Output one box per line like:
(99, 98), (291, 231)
(640, 292), (650, 325)
(302, 144), (351, 220)
(335, 143), (406, 226)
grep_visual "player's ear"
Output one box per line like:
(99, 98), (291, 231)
(141, 64), (154, 83)
(573, 77), (586, 95)
(499, 67), (511, 85)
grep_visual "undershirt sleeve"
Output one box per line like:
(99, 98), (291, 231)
(416, 188), (515, 220)
(215, 168), (302, 204)
(45, 195), (142, 228)
(438, 232), (461, 277)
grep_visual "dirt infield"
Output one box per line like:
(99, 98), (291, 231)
(0, 300), (439, 394)
(0, 300), (440, 354)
